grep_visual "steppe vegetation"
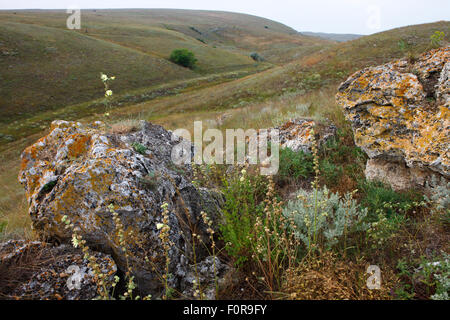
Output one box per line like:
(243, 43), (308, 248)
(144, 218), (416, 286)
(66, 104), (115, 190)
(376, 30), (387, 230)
(0, 9), (449, 299)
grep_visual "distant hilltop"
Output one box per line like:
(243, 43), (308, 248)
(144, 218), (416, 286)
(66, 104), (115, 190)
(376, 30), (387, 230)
(301, 31), (362, 42)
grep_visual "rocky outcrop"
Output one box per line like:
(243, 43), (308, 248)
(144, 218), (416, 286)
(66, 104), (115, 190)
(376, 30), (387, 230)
(336, 47), (449, 190)
(0, 240), (116, 300)
(276, 119), (337, 153)
(18, 120), (224, 297)
(181, 256), (231, 300)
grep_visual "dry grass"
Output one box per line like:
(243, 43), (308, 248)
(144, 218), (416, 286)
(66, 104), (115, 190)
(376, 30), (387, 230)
(108, 119), (141, 135)
(0, 241), (54, 299)
(0, 183), (30, 241)
(281, 251), (397, 300)
(370, 207), (450, 268)
(133, 85), (340, 136)
(0, 135), (41, 241)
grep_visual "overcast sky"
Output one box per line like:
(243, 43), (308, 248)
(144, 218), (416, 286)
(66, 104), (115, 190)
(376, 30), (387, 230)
(1, 0), (449, 34)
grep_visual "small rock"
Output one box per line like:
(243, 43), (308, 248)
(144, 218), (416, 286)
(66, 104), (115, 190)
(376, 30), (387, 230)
(274, 119), (337, 153)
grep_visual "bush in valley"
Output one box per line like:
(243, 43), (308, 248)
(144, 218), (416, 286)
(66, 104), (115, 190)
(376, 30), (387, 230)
(250, 52), (264, 62)
(169, 49), (198, 69)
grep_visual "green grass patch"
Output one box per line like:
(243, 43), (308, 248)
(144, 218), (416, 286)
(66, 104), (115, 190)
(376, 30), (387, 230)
(277, 147), (314, 183)
(358, 180), (424, 219)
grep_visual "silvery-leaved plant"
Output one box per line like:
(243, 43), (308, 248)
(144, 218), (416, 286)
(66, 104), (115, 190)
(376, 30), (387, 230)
(425, 176), (449, 213)
(283, 186), (368, 249)
(429, 252), (450, 300)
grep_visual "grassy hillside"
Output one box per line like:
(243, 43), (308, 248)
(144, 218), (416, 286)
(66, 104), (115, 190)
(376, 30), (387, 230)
(0, 9), (328, 145)
(0, 9), (326, 58)
(0, 20), (197, 121)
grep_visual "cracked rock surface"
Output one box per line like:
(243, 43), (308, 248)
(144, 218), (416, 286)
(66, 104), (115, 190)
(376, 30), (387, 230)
(18, 120), (224, 297)
(336, 47), (449, 190)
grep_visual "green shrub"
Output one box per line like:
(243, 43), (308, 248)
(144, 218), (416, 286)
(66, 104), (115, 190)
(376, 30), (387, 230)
(319, 159), (343, 186)
(430, 31), (445, 47)
(358, 180), (423, 219)
(169, 49), (197, 69)
(283, 187), (368, 250)
(367, 211), (407, 248)
(219, 169), (267, 266)
(277, 147), (314, 183)
(396, 253), (450, 300)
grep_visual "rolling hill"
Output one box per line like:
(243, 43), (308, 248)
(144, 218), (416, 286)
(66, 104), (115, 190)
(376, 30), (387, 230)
(107, 21), (450, 131)
(300, 31), (362, 42)
(0, 9), (329, 143)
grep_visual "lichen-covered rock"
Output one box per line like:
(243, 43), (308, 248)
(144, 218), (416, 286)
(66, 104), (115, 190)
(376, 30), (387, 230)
(0, 240), (116, 300)
(181, 256), (231, 300)
(18, 120), (224, 297)
(336, 47), (450, 190)
(275, 119), (337, 153)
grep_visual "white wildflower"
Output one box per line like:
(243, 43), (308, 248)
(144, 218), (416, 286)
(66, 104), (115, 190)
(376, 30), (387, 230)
(71, 235), (79, 248)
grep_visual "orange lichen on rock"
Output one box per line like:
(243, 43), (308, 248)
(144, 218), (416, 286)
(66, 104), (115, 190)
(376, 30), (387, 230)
(66, 133), (91, 159)
(17, 120), (225, 297)
(274, 119), (336, 153)
(336, 47), (449, 190)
